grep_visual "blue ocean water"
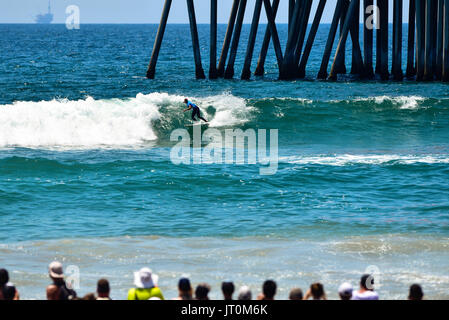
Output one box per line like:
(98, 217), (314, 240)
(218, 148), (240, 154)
(1, 24), (449, 300)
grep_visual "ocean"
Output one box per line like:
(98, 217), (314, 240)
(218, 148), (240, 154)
(0, 24), (448, 300)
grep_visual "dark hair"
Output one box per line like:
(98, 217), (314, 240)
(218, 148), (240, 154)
(82, 293), (96, 300)
(360, 274), (374, 291)
(178, 278), (192, 293)
(195, 283), (210, 300)
(262, 280), (277, 299)
(0, 269), (9, 286)
(184, 98), (188, 103)
(310, 283), (325, 299)
(97, 279), (110, 294)
(409, 284), (424, 300)
(289, 288), (303, 300)
(221, 281), (235, 298)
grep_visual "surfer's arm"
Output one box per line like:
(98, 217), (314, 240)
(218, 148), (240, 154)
(183, 106), (192, 112)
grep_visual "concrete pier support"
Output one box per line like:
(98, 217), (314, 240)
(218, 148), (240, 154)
(146, 0), (172, 79)
(443, 0), (449, 81)
(363, 0), (374, 77)
(436, 0), (444, 80)
(318, 0), (345, 79)
(406, 0), (416, 78)
(329, 0), (360, 80)
(186, 0), (205, 79)
(241, 0), (263, 80)
(378, 0), (389, 80)
(263, 0), (284, 77)
(217, 0), (240, 77)
(416, 0), (425, 80)
(255, 0), (280, 76)
(424, 0), (436, 80)
(225, 0), (248, 79)
(298, 0), (327, 78)
(392, 0), (403, 80)
(209, 0), (218, 79)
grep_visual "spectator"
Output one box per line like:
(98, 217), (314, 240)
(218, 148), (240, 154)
(46, 261), (77, 300)
(352, 274), (379, 300)
(408, 284), (424, 301)
(338, 282), (353, 300)
(0, 269), (19, 300)
(238, 286), (252, 300)
(195, 283), (211, 300)
(127, 267), (164, 300)
(96, 278), (111, 300)
(82, 293), (96, 300)
(304, 283), (326, 300)
(221, 281), (235, 300)
(173, 277), (193, 300)
(257, 280), (277, 300)
(289, 288), (303, 300)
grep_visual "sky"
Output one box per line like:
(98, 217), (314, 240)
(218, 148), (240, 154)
(0, 0), (410, 24)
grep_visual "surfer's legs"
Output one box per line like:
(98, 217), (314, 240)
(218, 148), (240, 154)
(191, 108), (199, 121)
(196, 109), (208, 122)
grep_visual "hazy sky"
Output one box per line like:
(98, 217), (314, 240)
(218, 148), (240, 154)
(0, 0), (409, 24)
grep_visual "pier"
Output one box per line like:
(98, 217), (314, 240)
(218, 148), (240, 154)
(146, 0), (449, 82)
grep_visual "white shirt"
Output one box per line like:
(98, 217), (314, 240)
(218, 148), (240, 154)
(351, 290), (379, 300)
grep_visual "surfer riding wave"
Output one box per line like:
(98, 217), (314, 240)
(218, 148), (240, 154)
(183, 98), (208, 123)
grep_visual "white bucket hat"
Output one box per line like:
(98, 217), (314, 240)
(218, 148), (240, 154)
(49, 261), (64, 279)
(134, 267), (159, 289)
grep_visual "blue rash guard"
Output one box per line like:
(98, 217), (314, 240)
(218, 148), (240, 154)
(186, 101), (208, 122)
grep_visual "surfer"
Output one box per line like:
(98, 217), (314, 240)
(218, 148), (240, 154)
(183, 99), (208, 122)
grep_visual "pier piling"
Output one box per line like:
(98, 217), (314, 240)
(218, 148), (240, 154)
(209, 0), (218, 79)
(255, 0), (280, 76)
(444, 0), (449, 81)
(392, 0), (403, 80)
(363, 0), (374, 77)
(241, 0), (263, 80)
(146, 0), (172, 79)
(406, 0), (416, 78)
(225, 0), (247, 79)
(186, 0), (205, 79)
(217, 0), (240, 78)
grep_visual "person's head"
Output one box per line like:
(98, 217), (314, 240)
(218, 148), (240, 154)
(262, 280), (277, 300)
(178, 278), (192, 298)
(0, 269), (9, 286)
(184, 98), (188, 104)
(83, 293), (96, 300)
(310, 283), (325, 300)
(409, 284), (424, 301)
(338, 282), (353, 300)
(134, 267), (158, 289)
(97, 279), (110, 298)
(238, 286), (252, 300)
(289, 288), (303, 300)
(195, 283), (210, 300)
(48, 261), (64, 283)
(360, 274), (374, 291)
(221, 281), (235, 300)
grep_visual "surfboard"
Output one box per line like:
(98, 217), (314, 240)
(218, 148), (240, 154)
(185, 122), (209, 127)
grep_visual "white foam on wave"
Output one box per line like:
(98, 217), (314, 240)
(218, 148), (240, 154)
(0, 92), (252, 150)
(353, 95), (427, 109)
(280, 154), (449, 166)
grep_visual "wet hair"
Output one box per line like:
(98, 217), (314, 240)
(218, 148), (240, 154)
(360, 274), (374, 291)
(310, 283), (325, 299)
(221, 281), (235, 299)
(409, 284), (424, 300)
(178, 278), (192, 293)
(289, 288), (303, 300)
(262, 280), (277, 299)
(195, 283), (210, 300)
(0, 269), (9, 286)
(97, 279), (110, 295)
(184, 98), (188, 103)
